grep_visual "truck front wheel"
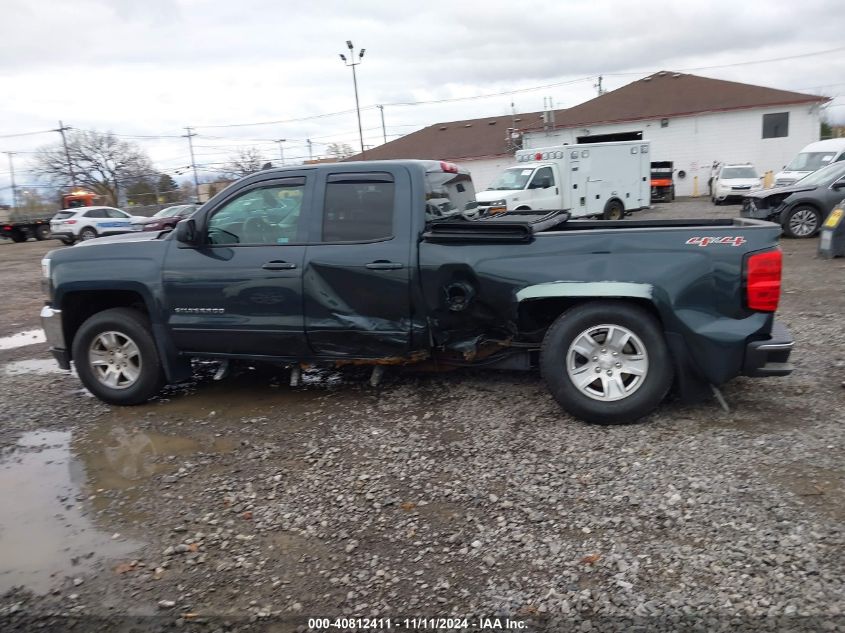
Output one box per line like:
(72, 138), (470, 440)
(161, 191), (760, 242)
(540, 301), (673, 424)
(35, 225), (51, 240)
(72, 308), (164, 405)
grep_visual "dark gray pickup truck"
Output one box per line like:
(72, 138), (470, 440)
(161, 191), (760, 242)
(40, 160), (793, 423)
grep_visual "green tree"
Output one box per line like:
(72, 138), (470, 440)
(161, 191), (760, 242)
(157, 173), (179, 203)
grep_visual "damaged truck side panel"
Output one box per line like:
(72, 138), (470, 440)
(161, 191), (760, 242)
(41, 160), (794, 424)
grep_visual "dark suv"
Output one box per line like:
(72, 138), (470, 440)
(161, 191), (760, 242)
(741, 161), (845, 238)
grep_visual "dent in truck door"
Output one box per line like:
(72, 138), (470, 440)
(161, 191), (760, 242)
(162, 176), (311, 357)
(303, 168), (413, 358)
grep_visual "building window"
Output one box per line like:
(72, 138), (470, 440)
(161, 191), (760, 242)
(762, 112), (789, 139)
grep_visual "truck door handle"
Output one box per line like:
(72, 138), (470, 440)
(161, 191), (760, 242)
(365, 260), (404, 270)
(262, 260), (297, 270)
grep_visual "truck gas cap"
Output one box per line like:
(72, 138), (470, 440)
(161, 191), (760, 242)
(819, 202), (845, 259)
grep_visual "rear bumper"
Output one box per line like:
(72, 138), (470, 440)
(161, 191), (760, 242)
(49, 230), (75, 240)
(40, 305), (71, 370)
(742, 320), (794, 377)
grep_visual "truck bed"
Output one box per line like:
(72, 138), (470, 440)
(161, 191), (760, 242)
(423, 210), (773, 243)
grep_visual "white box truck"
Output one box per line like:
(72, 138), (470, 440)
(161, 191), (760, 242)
(476, 140), (651, 220)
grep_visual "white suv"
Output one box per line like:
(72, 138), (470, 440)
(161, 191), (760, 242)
(711, 164), (763, 205)
(50, 206), (145, 244)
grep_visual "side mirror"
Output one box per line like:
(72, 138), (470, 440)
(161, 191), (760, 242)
(174, 218), (199, 244)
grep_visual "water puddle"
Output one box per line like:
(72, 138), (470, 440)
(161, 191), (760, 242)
(0, 430), (140, 595)
(1, 358), (70, 376)
(78, 425), (236, 494)
(0, 329), (46, 351)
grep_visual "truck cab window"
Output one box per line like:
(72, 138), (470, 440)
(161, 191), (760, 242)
(529, 166), (554, 189)
(322, 174), (394, 242)
(207, 183), (305, 245)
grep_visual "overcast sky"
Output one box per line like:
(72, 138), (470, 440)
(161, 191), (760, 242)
(2, 0), (844, 200)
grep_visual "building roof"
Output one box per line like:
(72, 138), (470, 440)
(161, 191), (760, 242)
(350, 72), (828, 162)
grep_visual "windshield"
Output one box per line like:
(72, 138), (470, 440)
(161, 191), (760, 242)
(785, 152), (838, 172)
(721, 167), (757, 179)
(487, 167), (533, 191)
(791, 161), (845, 187)
(425, 171), (477, 221)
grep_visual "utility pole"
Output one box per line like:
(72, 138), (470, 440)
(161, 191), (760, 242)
(306, 138), (313, 161)
(5, 152), (16, 210)
(57, 120), (76, 188)
(594, 75), (605, 96)
(274, 139), (286, 166)
(377, 105), (387, 144)
(183, 126), (200, 201)
(339, 41), (366, 158)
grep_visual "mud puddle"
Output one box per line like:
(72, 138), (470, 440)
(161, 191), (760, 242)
(0, 329), (46, 350)
(0, 430), (140, 595)
(1, 358), (71, 376)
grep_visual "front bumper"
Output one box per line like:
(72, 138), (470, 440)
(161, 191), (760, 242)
(40, 305), (70, 369)
(740, 199), (773, 220)
(743, 320), (794, 377)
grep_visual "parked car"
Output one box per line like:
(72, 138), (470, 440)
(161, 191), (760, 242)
(40, 160), (793, 425)
(774, 138), (845, 187)
(742, 160), (845, 238)
(49, 206), (146, 244)
(131, 204), (197, 232)
(711, 163), (762, 205)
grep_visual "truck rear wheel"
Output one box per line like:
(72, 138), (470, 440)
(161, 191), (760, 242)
(540, 301), (673, 424)
(603, 200), (624, 221)
(35, 225), (51, 240)
(72, 308), (164, 405)
(10, 230), (27, 243)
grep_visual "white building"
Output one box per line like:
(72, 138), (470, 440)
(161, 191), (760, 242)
(353, 72), (828, 196)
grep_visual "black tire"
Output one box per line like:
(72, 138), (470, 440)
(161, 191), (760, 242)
(603, 200), (624, 221)
(79, 227), (98, 241)
(782, 205), (821, 239)
(10, 230), (27, 243)
(669, 186), (675, 202)
(34, 225), (51, 240)
(540, 301), (673, 425)
(72, 307), (164, 405)
(515, 206), (532, 211)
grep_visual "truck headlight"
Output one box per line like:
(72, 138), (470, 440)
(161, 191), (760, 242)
(41, 257), (51, 279)
(485, 199), (507, 206)
(41, 257), (53, 300)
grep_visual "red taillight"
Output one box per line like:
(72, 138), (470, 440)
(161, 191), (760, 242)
(439, 161), (458, 174)
(534, 152), (542, 160)
(746, 249), (782, 312)
(65, 219), (77, 224)
(3, 225), (11, 231)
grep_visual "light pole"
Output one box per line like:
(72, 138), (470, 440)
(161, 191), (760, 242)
(275, 139), (286, 166)
(339, 40), (366, 158)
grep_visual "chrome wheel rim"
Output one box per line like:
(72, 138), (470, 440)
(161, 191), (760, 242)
(566, 324), (648, 402)
(88, 331), (142, 389)
(789, 209), (817, 237)
(81, 229), (96, 240)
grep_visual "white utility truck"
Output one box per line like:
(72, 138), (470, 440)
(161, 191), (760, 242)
(476, 140), (651, 220)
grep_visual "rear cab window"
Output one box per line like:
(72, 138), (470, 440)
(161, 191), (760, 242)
(53, 211), (75, 220)
(322, 173), (395, 242)
(425, 169), (477, 221)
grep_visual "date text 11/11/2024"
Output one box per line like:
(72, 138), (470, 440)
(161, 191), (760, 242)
(308, 617), (527, 630)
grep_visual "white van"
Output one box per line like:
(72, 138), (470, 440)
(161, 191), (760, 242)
(475, 141), (651, 220)
(774, 138), (845, 187)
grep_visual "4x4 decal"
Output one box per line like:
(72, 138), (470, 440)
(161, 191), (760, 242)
(686, 236), (747, 247)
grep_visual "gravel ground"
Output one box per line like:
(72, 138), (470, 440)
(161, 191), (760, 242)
(0, 199), (843, 632)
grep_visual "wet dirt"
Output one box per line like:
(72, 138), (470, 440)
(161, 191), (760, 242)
(1, 358), (69, 376)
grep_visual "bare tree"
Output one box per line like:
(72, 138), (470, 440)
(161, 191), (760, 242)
(222, 147), (266, 179)
(327, 143), (354, 159)
(34, 130), (154, 206)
